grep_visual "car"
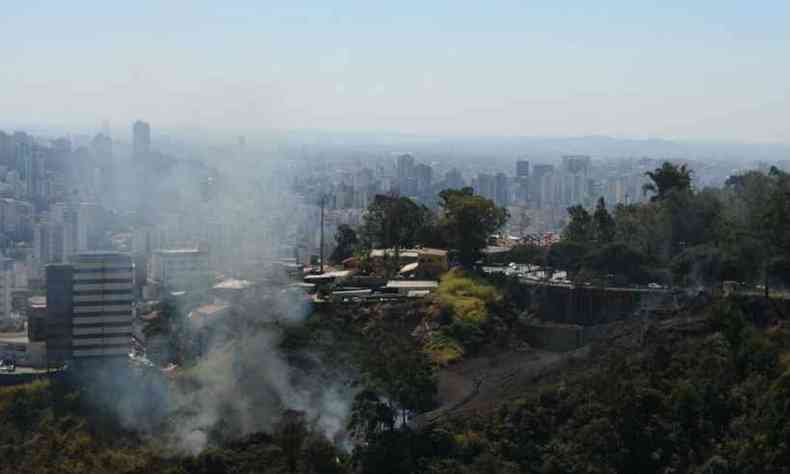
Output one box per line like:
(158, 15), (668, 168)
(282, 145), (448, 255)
(0, 359), (15, 373)
(648, 282), (663, 289)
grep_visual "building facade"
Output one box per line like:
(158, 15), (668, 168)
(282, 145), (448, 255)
(150, 248), (211, 291)
(46, 252), (134, 364)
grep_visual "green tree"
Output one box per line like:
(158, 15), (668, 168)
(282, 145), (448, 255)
(562, 205), (593, 243)
(592, 197), (615, 243)
(276, 412), (309, 474)
(546, 241), (589, 276)
(643, 161), (693, 201)
(359, 326), (437, 426)
(670, 244), (725, 287)
(329, 224), (358, 263)
(360, 194), (430, 251)
(438, 188), (508, 267)
(584, 242), (653, 284)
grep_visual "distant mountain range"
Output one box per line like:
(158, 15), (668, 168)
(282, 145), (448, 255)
(3, 122), (788, 163)
(279, 131), (790, 162)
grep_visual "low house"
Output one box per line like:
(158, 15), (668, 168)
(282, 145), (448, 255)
(370, 248), (448, 278)
(415, 248), (449, 277)
(369, 249), (419, 271)
(304, 270), (352, 286)
(211, 278), (256, 304)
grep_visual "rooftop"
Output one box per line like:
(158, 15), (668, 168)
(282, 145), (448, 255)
(189, 303), (231, 328)
(213, 278), (254, 290)
(370, 248), (448, 258)
(416, 248), (448, 256)
(304, 270), (352, 280)
(482, 246), (511, 254)
(155, 248), (204, 255)
(72, 251), (131, 261)
(0, 332), (29, 344)
(399, 262), (419, 274)
(193, 303), (230, 316)
(370, 249), (419, 258)
(28, 296), (46, 308)
(386, 280), (439, 289)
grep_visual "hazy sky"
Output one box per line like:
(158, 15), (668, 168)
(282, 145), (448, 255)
(1, 1), (788, 142)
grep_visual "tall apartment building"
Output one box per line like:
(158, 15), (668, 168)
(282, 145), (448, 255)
(414, 163), (433, 196)
(444, 168), (465, 190)
(531, 164), (555, 207)
(516, 160), (530, 178)
(476, 173), (496, 201)
(50, 202), (79, 261)
(132, 120), (151, 157)
(0, 257), (13, 318)
(150, 248), (211, 291)
(46, 252), (134, 364)
(495, 172), (510, 207)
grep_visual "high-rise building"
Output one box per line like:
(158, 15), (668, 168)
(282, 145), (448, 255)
(562, 155), (591, 175)
(132, 120), (151, 157)
(46, 252), (134, 364)
(516, 160), (530, 178)
(77, 202), (100, 252)
(476, 173), (496, 201)
(0, 131), (12, 167)
(532, 164), (555, 180)
(396, 154), (415, 194)
(414, 163), (433, 196)
(0, 256), (13, 318)
(51, 202), (79, 261)
(531, 164), (555, 207)
(444, 168), (465, 190)
(495, 172), (510, 207)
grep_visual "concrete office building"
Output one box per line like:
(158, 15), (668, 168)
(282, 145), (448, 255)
(0, 257), (13, 319)
(414, 163), (433, 196)
(150, 247), (212, 291)
(132, 120), (151, 157)
(46, 252), (134, 364)
(516, 160), (530, 178)
(495, 172), (510, 207)
(445, 168), (465, 190)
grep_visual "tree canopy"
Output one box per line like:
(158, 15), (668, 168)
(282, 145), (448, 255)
(329, 224), (358, 263)
(438, 187), (508, 267)
(643, 161), (693, 201)
(359, 194), (431, 251)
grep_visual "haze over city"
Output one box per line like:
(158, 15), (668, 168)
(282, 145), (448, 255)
(3, 3), (790, 474)
(1, 1), (788, 143)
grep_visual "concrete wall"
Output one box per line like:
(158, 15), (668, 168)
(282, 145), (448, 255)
(527, 284), (672, 325)
(0, 340), (47, 368)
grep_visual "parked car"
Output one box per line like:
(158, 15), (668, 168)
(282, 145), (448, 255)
(0, 358), (16, 373)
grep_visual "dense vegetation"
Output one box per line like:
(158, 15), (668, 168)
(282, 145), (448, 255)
(340, 296), (790, 473)
(0, 377), (349, 474)
(424, 269), (503, 365)
(504, 163), (790, 290)
(338, 186), (508, 267)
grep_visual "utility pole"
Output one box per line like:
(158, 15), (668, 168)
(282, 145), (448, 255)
(319, 194), (326, 274)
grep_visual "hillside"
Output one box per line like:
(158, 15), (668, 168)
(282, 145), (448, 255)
(3, 285), (790, 473)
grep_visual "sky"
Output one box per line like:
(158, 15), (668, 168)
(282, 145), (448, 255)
(1, 1), (788, 143)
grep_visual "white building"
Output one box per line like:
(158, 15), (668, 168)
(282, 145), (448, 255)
(150, 248), (212, 291)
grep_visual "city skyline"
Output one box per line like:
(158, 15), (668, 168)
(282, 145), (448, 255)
(1, 1), (788, 143)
